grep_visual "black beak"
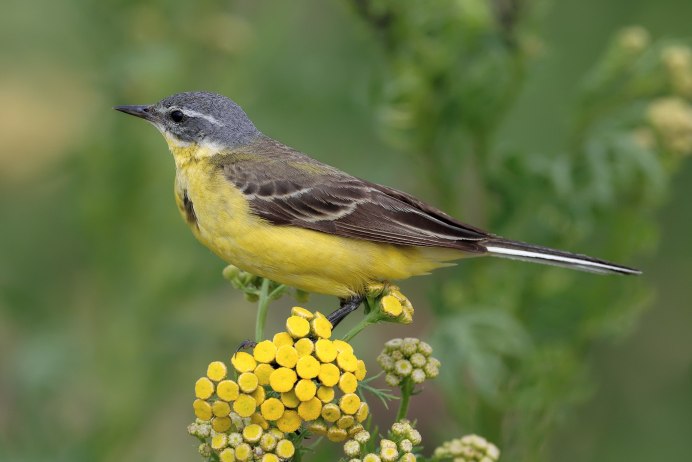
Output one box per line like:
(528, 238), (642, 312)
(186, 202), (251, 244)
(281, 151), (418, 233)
(114, 105), (153, 120)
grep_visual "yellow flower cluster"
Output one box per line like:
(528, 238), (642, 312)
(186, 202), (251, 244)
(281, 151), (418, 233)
(344, 420), (421, 462)
(367, 283), (415, 324)
(188, 416), (295, 461)
(191, 307), (369, 459)
(377, 338), (440, 386)
(433, 434), (500, 462)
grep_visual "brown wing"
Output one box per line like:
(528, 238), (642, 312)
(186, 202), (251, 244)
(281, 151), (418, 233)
(219, 138), (490, 252)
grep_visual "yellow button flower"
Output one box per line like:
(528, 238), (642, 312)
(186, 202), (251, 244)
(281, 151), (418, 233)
(250, 384), (265, 405)
(195, 377), (214, 399)
(216, 379), (239, 401)
(272, 331), (294, 348)
(232, 394), (257, 417)
(193, 399), (212, 420)
(254, 363), (274, 386)
(310, 314), (332, 339)
(296, 355), (320, 379)
(238, 372), (259, 393)
(231, 352), (256, 373)
(286, 315), (310, 338)
(275, 345), (298, 368)
(314, 339), (337, 363)
(339, 393), (361, 415)
(336, 415), (355, 429)
(356, 402), (370, 422)
(294, 337), (315, 357)
(280, 389), (300, 408)
(211, 432), (228, 450)
(219, 448), (235, 462)
(207, 361), (228, 381)
(327, 426), (348, 442)
(260, 432), (278, 451)
(307, 420), (328, 436)
(275, 439), (295, 459)
(253, 340), (277, 363)
(211, 416), (232, 432)
(260, 397), (285, 421)
(318, 363), (340, 387)
(212, 400), (231, 417)
(234, 443), (251, 461)
(294, 379), (317, 401)
(242, 423), (263, 443)
(297, 397), (323, 421)
(291, 306), (314, 320)
(332, 339), (354, 354)
(316, 385), (335, 403)
(276, 409), (301, 433)
(381, 294), (403, 317)
(355, 360), (367, 381)
(321, 403), (341, 422)
(269, 367), (297, 393)
(336, 351), (358, 372)
(338, 372), (358, 394)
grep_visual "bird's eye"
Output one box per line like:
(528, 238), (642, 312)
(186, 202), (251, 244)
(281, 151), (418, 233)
(170, 110), (184, 123)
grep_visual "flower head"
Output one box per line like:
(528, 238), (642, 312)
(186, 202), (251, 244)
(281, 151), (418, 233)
(433, 434), (500, 462)
(340, 419), (419, 461)
(189, 307), (368, 459)
(366, 283), (415, 324)
(377, 338), (440, 384)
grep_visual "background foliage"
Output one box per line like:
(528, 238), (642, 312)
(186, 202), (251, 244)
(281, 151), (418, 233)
(1, 1), (691, 461)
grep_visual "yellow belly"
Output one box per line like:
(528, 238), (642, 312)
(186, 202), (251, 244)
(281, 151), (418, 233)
(174, 160), (460, 297)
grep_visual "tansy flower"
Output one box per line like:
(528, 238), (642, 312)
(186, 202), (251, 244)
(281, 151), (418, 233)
(342, 420), (419, 461)
(366, 283), (415, 324)
(190, 307), (369, 459)
(378, 338), (440, 385)
(433, 434), (501, 462)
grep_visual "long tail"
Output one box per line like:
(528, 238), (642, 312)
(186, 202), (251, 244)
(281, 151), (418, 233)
(482, 238), (641, 275)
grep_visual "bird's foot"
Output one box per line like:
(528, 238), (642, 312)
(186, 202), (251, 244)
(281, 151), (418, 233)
(327, 295), (365, 328)
(235, 339), (257, 354)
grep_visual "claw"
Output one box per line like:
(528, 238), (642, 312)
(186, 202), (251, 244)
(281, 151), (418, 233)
(327, 295), (365, 327)
(235, 339), (257, 355)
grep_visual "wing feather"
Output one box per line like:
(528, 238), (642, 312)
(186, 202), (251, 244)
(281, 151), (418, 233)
(219, 138), (489, 252)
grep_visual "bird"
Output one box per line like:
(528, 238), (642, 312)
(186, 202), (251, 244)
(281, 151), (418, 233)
(115, 91), (640, 325)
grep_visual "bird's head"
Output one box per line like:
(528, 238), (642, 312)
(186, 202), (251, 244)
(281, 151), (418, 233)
(115, 91), (261, 153)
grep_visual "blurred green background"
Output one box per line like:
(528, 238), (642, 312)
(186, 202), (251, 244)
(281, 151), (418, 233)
(1, 1), (691, 461)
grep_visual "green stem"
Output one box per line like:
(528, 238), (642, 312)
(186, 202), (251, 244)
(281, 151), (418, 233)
(342, 299), (380, 342)
(396, 378), (413, 422)
(255, 278), (271, 342)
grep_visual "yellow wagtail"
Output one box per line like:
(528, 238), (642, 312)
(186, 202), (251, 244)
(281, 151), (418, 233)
(115, 92), (640, 324)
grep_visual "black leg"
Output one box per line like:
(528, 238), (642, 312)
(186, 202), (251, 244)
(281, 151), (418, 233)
(327, 295), (365, 327)
(235, 339), (257, 355)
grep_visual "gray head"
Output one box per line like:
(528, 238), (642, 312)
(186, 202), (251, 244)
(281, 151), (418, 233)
(115, 91), (261, 147)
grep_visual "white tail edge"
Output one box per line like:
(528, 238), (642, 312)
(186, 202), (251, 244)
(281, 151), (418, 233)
(484, 239), (641, 275)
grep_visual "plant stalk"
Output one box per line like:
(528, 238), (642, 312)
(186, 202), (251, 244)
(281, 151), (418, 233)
(396, 378), (413, 422)
(255, 278), (272, 342)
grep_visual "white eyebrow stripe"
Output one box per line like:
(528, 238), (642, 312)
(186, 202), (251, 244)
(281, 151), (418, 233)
(179, 108), (224, 126)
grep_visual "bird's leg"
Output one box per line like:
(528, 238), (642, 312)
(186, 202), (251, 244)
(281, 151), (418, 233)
(327, 295), (365, 327)
(235, 339), (257, 355)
